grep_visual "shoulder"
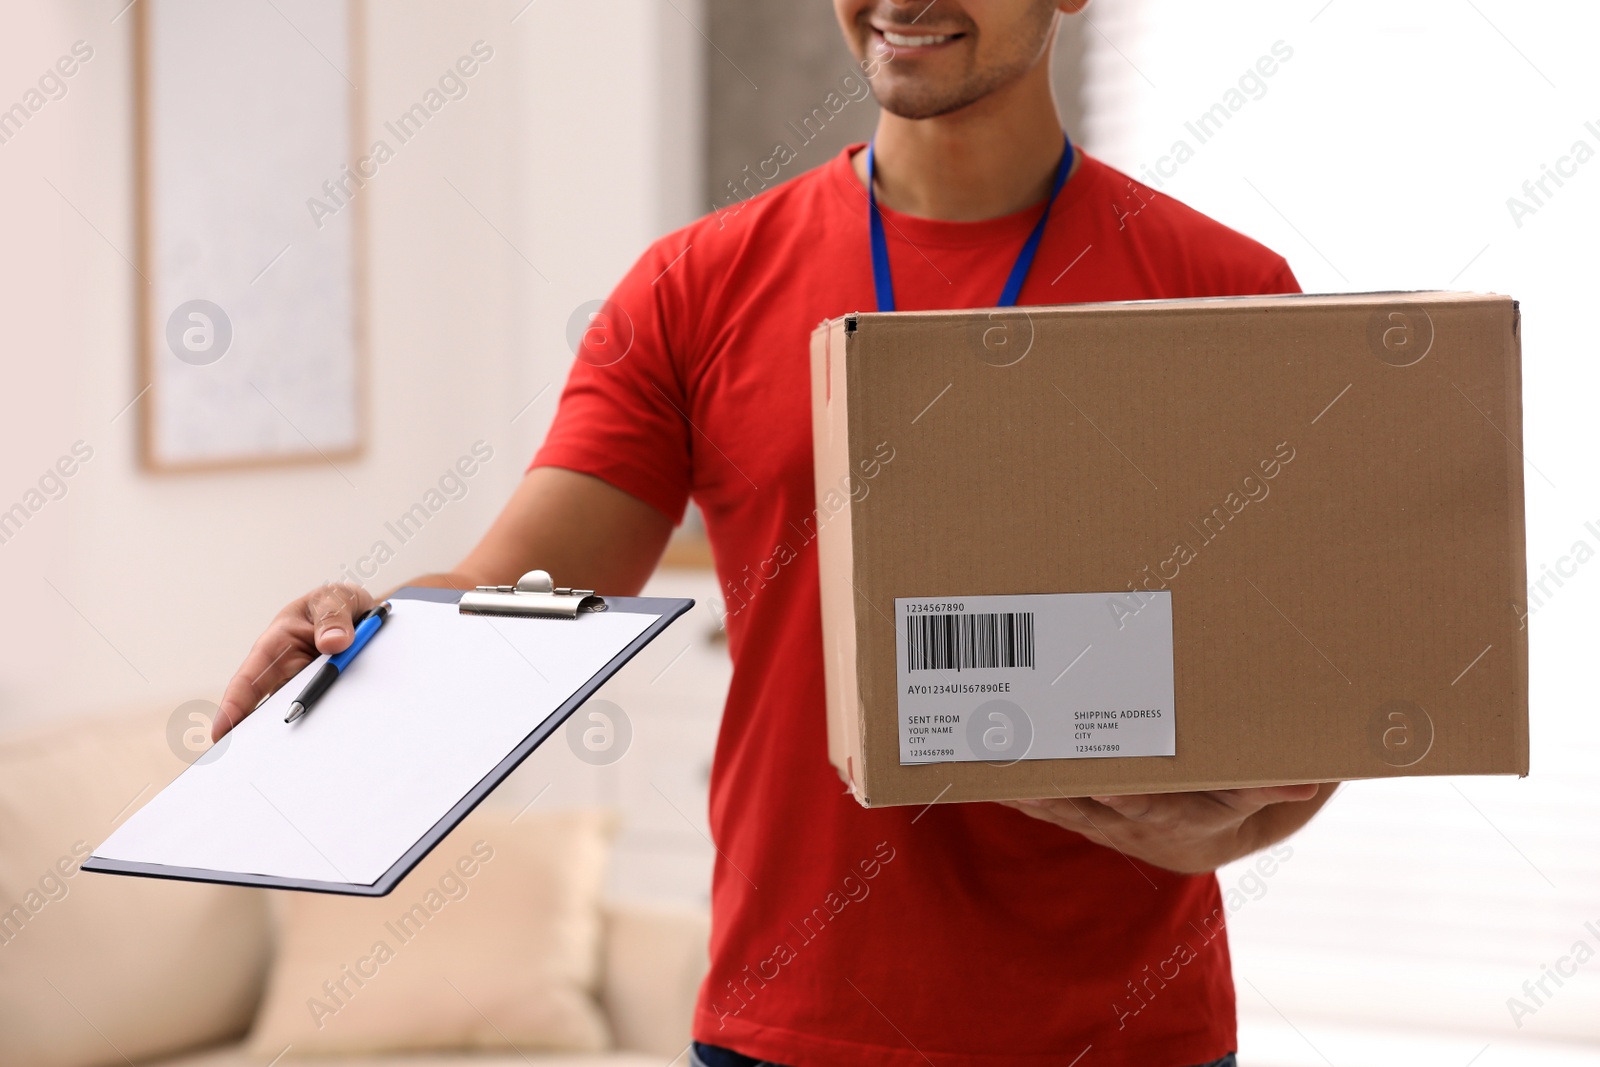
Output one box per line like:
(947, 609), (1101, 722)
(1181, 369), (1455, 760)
(602, 150), (849, 371)
(1073, 153), (1299, 295)
(631, 148), (850, 286)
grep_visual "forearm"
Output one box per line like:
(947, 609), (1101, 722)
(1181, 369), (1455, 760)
(452, 468), (673, 596)
(378, 571), (481, 601)
(374, 471), (674, 606)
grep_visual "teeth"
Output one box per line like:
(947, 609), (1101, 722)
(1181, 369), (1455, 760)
(881, 30), (954, 47)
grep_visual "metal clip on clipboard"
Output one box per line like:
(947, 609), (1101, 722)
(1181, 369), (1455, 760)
(457, 570), (607, 619)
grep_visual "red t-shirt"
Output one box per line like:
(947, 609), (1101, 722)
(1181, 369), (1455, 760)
(533, 144), (1300, 1067)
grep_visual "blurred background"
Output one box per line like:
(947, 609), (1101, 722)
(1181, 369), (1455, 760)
(1, 1), (1596, 1065)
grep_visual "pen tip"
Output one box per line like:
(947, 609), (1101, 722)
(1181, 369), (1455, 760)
(285, 702), (305, 723)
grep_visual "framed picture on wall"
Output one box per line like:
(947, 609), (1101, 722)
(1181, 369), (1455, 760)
(134, 0), (366, 472)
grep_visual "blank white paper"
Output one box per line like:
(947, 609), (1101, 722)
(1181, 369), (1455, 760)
(92, 598), (657, 885)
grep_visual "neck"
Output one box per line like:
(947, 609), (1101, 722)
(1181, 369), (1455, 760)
(853, 62), (1073, 222)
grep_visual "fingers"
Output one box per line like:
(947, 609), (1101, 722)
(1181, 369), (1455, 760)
(212, 583), (371, 742)
(1003, 784), (1325, 834)
(1081, 792), (1231, 828)
(214, 628), (309, 741)
(1090, 783), (1324, 824)
(1000, 799), (1065, 823)
(998, 797), (1111, 839)
(302, 583), (372, 654)
(1239, 783), (1323, 804)
(1002, 784), (1331, 875)
(1189, 784), (1323, 816)
(1092, 793), (1158, 820)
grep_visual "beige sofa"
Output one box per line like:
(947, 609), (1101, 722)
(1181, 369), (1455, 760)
(0, 707), (709, 1067)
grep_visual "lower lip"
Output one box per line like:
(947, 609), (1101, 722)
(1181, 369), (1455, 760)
(871, 28), (964, 54)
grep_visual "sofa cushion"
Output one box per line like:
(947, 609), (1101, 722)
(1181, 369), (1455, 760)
(247, 806), (615, 1057)
(600, 903), (709, 1059)
(0, 707), (272, 1067)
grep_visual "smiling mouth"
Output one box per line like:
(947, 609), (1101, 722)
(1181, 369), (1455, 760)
(873, 26), (966, 49)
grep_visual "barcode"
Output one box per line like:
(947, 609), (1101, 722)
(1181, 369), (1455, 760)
(906, 612), (1036, 672)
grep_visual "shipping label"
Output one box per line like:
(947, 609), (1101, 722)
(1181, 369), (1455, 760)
(895, 592), (1176, 765)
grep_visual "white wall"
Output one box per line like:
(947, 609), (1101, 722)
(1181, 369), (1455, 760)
(0, 0), (704, 735)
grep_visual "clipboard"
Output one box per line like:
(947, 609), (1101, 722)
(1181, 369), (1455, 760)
(82, 576), (694, 896)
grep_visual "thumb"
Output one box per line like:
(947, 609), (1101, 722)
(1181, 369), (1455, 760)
(306, 583), (372, 653)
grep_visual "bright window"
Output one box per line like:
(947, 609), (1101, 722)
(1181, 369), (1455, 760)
(1080, 2), (1600, 1061)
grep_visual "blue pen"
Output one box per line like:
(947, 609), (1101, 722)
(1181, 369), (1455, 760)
(284, 601), (392, 723)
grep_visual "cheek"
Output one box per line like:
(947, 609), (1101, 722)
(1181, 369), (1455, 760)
(975, 3), (1049, 56)
(834, 0), (867, 37)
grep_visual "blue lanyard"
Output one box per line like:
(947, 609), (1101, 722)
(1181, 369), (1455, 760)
(867, 135), (1075, 313)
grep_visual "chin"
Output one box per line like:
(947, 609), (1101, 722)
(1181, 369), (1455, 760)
(872, 84), (986, 122)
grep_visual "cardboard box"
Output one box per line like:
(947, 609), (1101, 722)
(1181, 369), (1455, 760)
(810, 292), (1528, 807)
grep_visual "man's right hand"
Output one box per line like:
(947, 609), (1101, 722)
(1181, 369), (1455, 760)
(208, 468), (678, 744)
(212, 582), (374, 741)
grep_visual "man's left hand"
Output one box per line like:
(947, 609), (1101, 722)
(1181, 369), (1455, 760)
(999, 783), (1335, 875)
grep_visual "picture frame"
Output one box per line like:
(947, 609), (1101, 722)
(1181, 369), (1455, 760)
(133, 0), (367, 473)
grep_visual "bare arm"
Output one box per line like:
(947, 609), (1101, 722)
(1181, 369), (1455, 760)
(213, 467), (673, 740)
